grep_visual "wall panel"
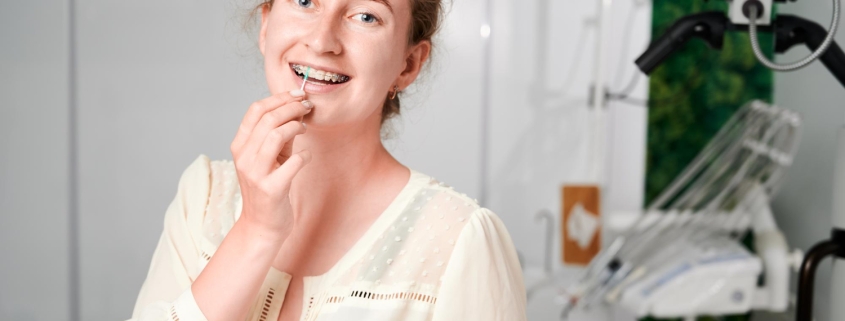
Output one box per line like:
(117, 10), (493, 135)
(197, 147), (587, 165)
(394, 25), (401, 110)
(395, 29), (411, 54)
(0, 2), (72, 320)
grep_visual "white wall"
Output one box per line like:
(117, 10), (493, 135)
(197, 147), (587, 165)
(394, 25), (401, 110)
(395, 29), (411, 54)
(486, 0), (651, 269)
(386, 0), (485, 198)
(0, 2), (72, 320)
(73, 1), (267, 319)
(485, 0), (651, 319)
(771, 2), (845, 321)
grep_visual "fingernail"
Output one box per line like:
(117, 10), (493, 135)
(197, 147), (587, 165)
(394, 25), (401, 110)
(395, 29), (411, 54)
(290, 89), (305, 97)
(301, 100), (314, 109)
(301, 121), (307, 129)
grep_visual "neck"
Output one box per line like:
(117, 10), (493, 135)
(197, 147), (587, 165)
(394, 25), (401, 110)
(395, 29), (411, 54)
(289, 114), (402, 218)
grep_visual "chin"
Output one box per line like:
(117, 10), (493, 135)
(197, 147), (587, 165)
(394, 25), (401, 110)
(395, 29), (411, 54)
(305, 104), (384, 131)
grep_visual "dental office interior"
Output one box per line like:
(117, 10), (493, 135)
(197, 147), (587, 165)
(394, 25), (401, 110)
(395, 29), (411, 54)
(3, 0), (845, 320)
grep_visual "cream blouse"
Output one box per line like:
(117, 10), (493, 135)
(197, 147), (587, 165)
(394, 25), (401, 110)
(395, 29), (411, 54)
(128, 155), (527, 321)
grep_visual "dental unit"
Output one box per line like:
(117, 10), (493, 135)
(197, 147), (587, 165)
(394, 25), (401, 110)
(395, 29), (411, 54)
(560, 101), (805, 320)
(626, 1), (845, 319)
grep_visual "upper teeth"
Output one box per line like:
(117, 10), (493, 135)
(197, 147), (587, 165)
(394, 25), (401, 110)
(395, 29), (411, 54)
(292, 64), (349, 83)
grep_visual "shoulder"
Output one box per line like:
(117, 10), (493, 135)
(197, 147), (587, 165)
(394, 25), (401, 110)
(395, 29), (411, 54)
(400, 174), (521, 288)
(415, 175), (504, 232)
(202, 158), (241, 245)
(169, 154), (238, 214)
(175, 154), (238, 206)
(163, 155), (212, 226)
(166, 155), (240, 245)
(410, 174), (512, 256)
(174, 154), (212, 202)
(176, 153), (235, 181)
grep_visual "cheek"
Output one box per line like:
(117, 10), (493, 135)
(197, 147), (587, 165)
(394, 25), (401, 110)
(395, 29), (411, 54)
(263, 22), (303, 93)
(344, 45), (404, 117)
(348, 39), (405, 88)
(345, 35), (408, 115)
(264, 18), (300, 58)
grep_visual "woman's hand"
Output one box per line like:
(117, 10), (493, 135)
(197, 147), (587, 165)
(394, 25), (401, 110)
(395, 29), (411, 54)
(230, 89), (314, 240)
(188, 90), (312, 320)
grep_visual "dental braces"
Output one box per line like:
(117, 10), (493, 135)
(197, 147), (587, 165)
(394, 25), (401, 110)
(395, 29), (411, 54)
(293, 64), (349, 83)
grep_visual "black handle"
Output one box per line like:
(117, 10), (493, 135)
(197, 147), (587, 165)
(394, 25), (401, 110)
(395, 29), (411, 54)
(635, 12), (728, 74)
(772, 15), (845, 88)
(795, 238), (840, 321)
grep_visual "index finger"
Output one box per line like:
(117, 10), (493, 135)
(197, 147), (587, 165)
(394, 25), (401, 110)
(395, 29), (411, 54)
(232, 90), (305, 152)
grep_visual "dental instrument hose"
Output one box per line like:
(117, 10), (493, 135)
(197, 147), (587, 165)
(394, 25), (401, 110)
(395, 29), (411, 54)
(748, 0), (841, 71)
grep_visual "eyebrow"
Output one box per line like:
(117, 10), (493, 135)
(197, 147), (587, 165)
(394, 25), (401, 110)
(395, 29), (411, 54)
(369, 0), (393, 13)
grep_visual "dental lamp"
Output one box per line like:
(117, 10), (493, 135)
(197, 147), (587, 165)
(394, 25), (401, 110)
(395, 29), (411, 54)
(634, 1), (845, 320)
(635, 0), (845, 87)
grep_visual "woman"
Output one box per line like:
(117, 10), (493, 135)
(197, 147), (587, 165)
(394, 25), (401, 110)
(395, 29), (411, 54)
(128, 0), (527, 320)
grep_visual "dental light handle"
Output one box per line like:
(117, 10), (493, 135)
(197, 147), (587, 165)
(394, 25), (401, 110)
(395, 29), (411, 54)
(635, 12), (728, 74)
(772, 15), (845, 87)
(747, 0), (841, 72)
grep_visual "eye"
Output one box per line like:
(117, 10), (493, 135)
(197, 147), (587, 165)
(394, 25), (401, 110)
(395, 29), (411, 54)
(296, 0), (313, 8)
(353, 12), (379, 24)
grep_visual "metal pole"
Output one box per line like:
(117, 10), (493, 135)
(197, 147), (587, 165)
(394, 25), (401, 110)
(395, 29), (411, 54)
(591, 0), (613, 185)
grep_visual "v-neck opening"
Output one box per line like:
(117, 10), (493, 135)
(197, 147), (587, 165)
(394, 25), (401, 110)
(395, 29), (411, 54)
(298, 168), (428, 290)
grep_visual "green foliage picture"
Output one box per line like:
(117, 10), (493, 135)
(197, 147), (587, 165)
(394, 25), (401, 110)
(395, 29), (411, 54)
(642, 1), (774, 320)
(645, 0), (774, 205)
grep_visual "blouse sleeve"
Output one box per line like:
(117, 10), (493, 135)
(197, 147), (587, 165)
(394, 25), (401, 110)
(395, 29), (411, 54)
(431, 208), (528, 321)
(127, 155), (213, 321)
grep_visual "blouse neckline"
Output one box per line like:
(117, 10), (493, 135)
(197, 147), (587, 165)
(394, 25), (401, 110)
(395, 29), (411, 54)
(289, 168), (430, 292)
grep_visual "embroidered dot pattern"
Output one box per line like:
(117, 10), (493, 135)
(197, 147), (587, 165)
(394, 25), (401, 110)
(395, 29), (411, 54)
(342, 186), (477, 287)
(203, 161), (240, 247)
(197, 160), (243, 271)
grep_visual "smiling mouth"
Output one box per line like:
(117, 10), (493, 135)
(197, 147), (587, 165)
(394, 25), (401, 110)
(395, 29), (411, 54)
(291, 64), (351, 84)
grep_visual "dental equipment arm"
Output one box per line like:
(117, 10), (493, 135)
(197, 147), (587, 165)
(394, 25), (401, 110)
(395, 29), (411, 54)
(634, 1), (845, 88)
(635, 12), (729, 74)
(771, 15), (845, 86)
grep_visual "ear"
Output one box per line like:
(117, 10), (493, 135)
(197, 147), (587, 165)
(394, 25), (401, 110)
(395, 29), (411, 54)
(395, 40), (432, 90)
(259, 4), (271, 56)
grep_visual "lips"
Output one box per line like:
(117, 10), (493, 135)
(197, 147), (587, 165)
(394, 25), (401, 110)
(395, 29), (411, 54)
(291, 63), (350, 84)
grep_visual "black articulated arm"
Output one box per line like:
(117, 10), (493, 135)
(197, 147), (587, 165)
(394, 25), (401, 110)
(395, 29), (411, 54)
(771, 15), (845, 87)
(635, 10), (845, 88)
(635, 12), (729, 74)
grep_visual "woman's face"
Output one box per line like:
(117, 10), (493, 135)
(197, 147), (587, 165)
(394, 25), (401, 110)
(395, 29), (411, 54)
(259, 0), (429, 128)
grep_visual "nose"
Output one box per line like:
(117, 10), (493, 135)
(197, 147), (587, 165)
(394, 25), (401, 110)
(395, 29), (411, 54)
(305, 14), (342, 55)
